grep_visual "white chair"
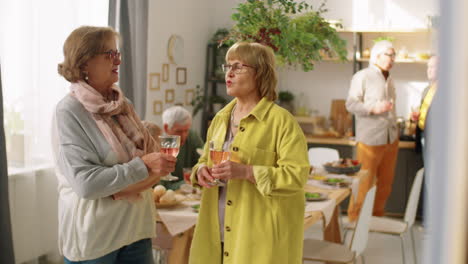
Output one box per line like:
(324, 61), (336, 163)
(345, 167), (424, 264)
(308, 147), (340, 167)
(303, 185), (376, 264)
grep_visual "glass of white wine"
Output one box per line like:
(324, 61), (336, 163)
(159, 135), (180, 181)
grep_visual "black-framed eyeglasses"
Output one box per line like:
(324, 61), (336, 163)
(221, 63), (255, 74)
(383, 53), (396, 59)
(100, 49), (121, 60)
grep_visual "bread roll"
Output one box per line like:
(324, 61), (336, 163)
(159, 190), (176, 204)
(153, 185), (166, 196)
(153, 185), (166, 202)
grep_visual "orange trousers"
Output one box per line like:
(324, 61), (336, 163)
(347, 139), (399, 221)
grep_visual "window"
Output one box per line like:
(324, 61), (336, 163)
(0, 0), (109, 169)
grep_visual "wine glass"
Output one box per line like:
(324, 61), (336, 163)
(159, 135), (180, 181)
(209, 140), (230, 186)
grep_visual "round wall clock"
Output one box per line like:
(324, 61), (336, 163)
(167, 34), (184, 65)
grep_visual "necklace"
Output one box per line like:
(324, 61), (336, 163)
(230, 104), (239, 128)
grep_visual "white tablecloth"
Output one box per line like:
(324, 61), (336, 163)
(157, 200), (200, 236)
(305, 198), (336, 227)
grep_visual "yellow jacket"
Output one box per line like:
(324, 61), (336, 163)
(189, 98), (309, 264)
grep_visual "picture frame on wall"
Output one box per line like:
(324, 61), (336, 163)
(162, 64), (169, 82)
(176, 67), (187, 85)
(149, 73), (160, 91)
(185, 89), (194, 106)
(153, 100), (163, 115)
(165, 89), (175, 103)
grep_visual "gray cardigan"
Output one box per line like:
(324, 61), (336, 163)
(53, 94), (155, 261)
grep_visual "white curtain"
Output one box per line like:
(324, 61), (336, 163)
(0, 1), (108, 262)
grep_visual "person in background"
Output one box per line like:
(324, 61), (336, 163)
(411, 55), (438, 160)
(345, 40), (399, 221)
(54, 26), (176, 264)
(189, 42), (309, 264)
(410, 55), (438, 224)
(161, 106), (204, 190)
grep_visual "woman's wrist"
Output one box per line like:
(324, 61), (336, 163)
(245, 165), (255, 184)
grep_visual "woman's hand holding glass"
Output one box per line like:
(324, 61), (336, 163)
(196, 166), (216, 188)
(141, 152), (176, 178)
(211, 161), (255, 184)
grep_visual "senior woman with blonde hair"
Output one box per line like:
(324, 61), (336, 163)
(189, 42), (309, 264)
(54, 26), (176, 263)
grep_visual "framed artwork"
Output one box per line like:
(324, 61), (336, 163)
(162, 64), (169, 82)
(149, 73), (160, 91)
(176, 67), (187, 85)
(153, 100), (163, 115)
(165, 89), (175, 103)
(185, 89), (194, 106)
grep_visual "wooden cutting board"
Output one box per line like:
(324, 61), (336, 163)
(329, 99), (352, 136)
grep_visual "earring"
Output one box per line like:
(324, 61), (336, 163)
(83, 71), (89, 81)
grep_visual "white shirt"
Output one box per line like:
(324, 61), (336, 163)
(346, 64), (398, 145)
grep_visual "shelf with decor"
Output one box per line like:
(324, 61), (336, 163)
(199, 43), (230, 140)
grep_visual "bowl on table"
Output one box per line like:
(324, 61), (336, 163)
(323, 158), (361, 174)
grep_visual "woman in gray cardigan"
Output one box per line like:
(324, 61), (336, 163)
(54, 26), (175, 264)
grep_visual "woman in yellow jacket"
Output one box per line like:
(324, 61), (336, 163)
(189, 42), (309, 264)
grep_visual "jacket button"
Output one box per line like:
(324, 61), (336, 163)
(227, 200), (232, 206)
(224, 251), (229, 257)
(232, 147), (239, 152)
(239, 127), (245, 132)
(226, 226), (231, 232)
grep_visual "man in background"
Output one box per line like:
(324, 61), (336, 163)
(161, 106), (204, 190)
(346, 40), (399, 221)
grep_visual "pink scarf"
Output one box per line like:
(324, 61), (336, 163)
(70, 81), (158, 163)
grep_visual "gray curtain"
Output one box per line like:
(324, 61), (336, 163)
(0, 64), (15, 263)
(109, 0), (149, 119)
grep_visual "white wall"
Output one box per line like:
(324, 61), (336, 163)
(146, 0), (216, 132)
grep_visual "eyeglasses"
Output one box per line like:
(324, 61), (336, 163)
(100, 49), (121, 60)
(221, 63), (255, 74)
(383, 53), (396, 59)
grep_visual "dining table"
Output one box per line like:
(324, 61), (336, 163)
(153, 169), (369, 264)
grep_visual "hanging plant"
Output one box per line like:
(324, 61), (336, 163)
(221, 0), (348, 71)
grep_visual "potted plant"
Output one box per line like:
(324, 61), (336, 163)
(278, 90), (295, 113)
(191, 85), (229, 116)
(220, 0), (348, 71)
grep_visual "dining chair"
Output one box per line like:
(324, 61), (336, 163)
(308, 147), (340, 167)
(344, 167), (424, 264)
(303, 185), (376, 264)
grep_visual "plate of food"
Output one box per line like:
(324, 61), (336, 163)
(322, 177), (351, 188)
(153, 185), (186, 208)
(305, 192), (328, 202)
(323, 158), (361, 174)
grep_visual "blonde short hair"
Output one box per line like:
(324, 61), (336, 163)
(226, 42), (278, 101)
(58, 26), (120, 82)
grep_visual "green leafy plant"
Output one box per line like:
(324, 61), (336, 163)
(373, 36), (395, 43)
(278, 90), (294, 102)
(221, 0), (348, 71)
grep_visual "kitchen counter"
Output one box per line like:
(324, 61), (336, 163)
(304, 135), (416, 149)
